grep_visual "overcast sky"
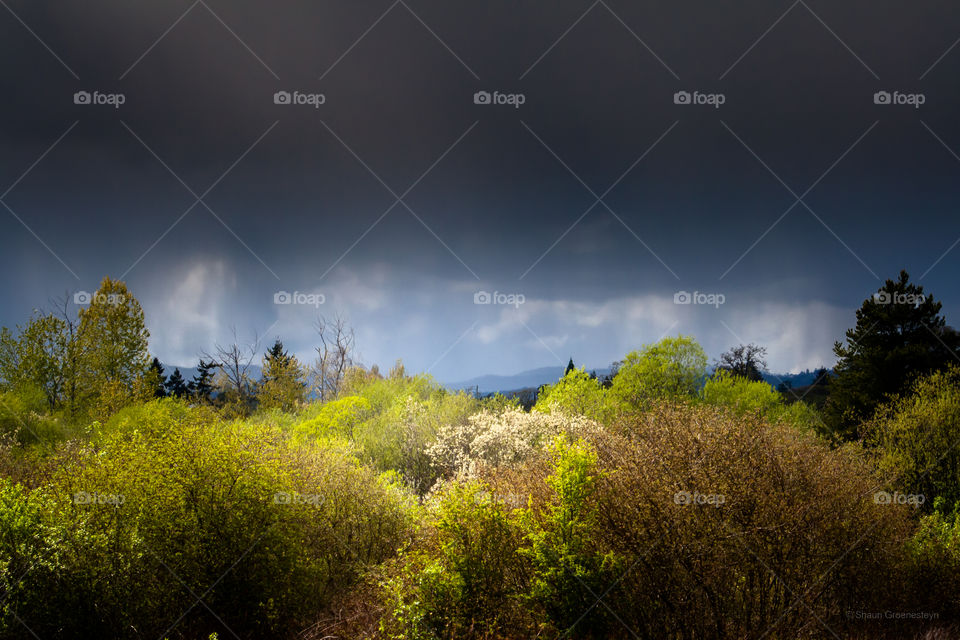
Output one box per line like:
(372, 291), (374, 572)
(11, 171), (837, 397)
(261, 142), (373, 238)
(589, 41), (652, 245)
(2, 0), (959, 380)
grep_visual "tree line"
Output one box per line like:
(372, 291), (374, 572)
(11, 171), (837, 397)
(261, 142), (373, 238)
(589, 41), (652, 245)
(1, 270), (958, 441)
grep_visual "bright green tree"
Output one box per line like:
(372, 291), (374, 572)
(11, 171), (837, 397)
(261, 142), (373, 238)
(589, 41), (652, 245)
(258, 339), (307, 411)
(608, 336), (708, 411)
(866, 366), (960, 512)
(0, 313), (70, 410)
(535, 367), (610, 422)
(75, 277), (152, 416)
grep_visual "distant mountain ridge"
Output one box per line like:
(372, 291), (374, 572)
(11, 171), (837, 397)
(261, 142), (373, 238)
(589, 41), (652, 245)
(159, 363), (263, 385)
(445, 366), (610, 394)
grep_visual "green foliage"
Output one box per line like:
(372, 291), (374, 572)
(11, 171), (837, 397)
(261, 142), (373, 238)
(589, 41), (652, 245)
(0, 313), (72, 411)
(1, 400), (416, 639)
(826, 270), (960, 440)
(295, 374), (479, 494)
(478, 392), (520, 414)
(534, 367), (611, 422)
(76, 277), (152, 419)
(866, 366), (960, 513)
(701, 369), (782, 416)
(0, 399), (71, 453)
(518, 436), (622, 637)
(0, 479), (62, 633)
(379, 480), (529, 639)
(294, 395), (372, 441)
(608, 335), (708, 411)
(257, 340), (308, 411)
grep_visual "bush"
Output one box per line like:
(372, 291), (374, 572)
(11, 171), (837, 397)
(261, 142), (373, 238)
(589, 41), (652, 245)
(295, 375), (479, 494)
(382, 403), (918, 639)
(516, 436), (624, 637)
(378, 480), (531, 640)
(0, 386), (73, 447)
(701, 370), (782, 416)
(587, 405), (915, 638)
(427, 407), (599, 480)
(4, 401), (416, 639)
(865, 366), (960, 513)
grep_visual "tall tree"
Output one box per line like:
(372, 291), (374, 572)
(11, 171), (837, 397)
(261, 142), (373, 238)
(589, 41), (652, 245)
(609, 336), (708, 411)
(165, 368), (188, 398)
(76, 277), (151, 411)
(187, 359), (218, 403)
(148, 358), (167, 398)
(810, 367), (831, 388)
(716, 344), (768, 382)
(0, 312), (70, 409)
(202, 328), (258, 417)
(825, 270), (960, 440)
(258, 339), (307, 411)
(313, 314), (355, 401)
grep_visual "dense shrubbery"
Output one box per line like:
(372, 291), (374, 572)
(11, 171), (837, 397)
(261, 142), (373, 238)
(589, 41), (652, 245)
(373, 403), (927, 639)
(0, 399), (416, 639)
(1, 316), (958, 638)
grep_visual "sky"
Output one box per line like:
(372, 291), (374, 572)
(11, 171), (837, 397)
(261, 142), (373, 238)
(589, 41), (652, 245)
(1, 0), (959, 381)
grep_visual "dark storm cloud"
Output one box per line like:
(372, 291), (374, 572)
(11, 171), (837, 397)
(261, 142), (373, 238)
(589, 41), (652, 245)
(2, 0), (960, 377)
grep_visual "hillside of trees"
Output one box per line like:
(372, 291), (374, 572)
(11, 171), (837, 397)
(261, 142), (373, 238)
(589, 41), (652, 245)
(0, 271), (959, 639)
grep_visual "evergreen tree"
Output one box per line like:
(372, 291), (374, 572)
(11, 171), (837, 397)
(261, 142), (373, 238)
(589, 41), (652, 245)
(825, 270), (960, 440)
(810, 367), (831, 387)
(148, 358), (167, 398)
(258, 339), (306, 411)
(189, 359), (218, 403)
(564, 358), (575, 378)
(165, 368), (188, 398)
